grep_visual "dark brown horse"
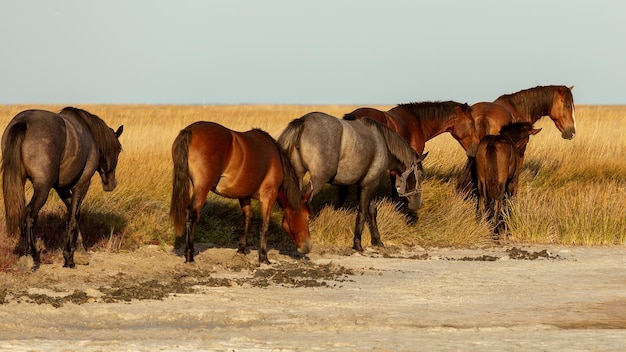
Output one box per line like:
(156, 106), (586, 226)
(345, 101), (478, 156)
(170, 121), (312, 265)
(2, 107), (123, 269)
(475, 122), (541, 237)
(459, 85), (576, 195)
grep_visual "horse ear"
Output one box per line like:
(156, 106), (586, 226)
(419, 151), (429, 161)
(568, 85), (574, 91)
(115, 125), (124, 138)
(531, 128), (542, 135)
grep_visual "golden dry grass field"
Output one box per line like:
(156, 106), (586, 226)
(0, 104), (624, 269)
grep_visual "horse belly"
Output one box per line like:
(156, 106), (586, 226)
(213, 144), (277, 200)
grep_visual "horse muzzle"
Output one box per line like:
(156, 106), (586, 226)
(101, 178), (117, 192)
(561, 127), (575, 140)
(297, 239), (312, 254)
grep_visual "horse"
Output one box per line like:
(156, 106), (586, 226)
(169, 121), (312, 265)
(277, 112), (427, 252)
(344, 101), (478, 156)
(459, 85), (576, 195)
(344, 101), (476, 205)
(475, 122), (541, 238)
(472, 85), (575, 139)
(1, 107), (124, 269)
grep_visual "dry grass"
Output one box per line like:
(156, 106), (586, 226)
(0, 104), (624, 269)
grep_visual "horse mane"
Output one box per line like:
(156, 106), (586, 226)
(360, 117), (419, 168)
(395, 101), (470, 122)
(59, 107), (122, 155)
(253, 128), (302, 210)
(495, 85), (574, 120)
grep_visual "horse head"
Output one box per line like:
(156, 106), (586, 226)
(395, 152), (428, 212)
(549, 86), (576, 140)
(452, 103), (480, 157)
(99, 125), (124, 192)
(279, 186), (313, 255)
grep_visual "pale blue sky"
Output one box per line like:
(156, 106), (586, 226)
(0, 1), (624, 105)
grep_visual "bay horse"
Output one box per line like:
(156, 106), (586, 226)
(344, 101), (478, 156)
(459, 85), (576, 195)
(475, 122), (541, 238)
(278, 112), (427, 252)
(472, 85), (575, 139)
(1, 107), (123, 269)
(170, 121), (312, 265)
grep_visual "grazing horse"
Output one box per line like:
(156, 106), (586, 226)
(278, 112), (427, 252)
(475, 122), (541, 237)
(170, 121), (312, 265)
(459, 85), (576, 195)
(1, 107), (123, 269)
(344, 101), (478, 156)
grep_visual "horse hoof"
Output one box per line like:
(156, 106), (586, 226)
(352, 244), (364, 252)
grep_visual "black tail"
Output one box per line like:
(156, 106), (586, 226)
(169, 128), (192, 236)
(2, 122), (27, 237)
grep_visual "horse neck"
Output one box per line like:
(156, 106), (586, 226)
(380, 127), (415, 171)
(496, 88), (554, 123)
(399, 104), (459, 140)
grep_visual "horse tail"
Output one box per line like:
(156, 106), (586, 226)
(277, 146), (302, 210)
(1, 122), (27, 237)
(277, 118), (306, 177)
(343, 112), (357, 120)
(170, 128), (193, 236)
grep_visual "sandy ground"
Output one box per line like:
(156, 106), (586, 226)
(0, 243), (625, 351)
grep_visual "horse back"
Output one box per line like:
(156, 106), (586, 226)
(187, 122), (280, 199)
(471, 102), (514, 138)
(344, 107), (388, 126)
(2, 110), (75, 185)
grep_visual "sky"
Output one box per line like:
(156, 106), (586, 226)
(0, 1), (625, 105)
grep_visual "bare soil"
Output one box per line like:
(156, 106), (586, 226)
(0, 243), (625, 351)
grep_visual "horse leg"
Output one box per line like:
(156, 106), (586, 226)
(336, 185), (349, 209)
(352, 187), (366, 252)
(367, 198), (384, 247)
(238, 198), (253, 254)
(184, 207), (198, 263)
(63, 183), (90, 268)
(57, 189), (86, 254)
(257, 194), (277, 265)
(353, 186), (382, 251)
(23, 184), (51, 268)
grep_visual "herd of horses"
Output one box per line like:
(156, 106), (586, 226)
(1, 85), (576, 269)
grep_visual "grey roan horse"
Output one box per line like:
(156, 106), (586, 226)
(1, 107), (123, 269)
(278, 112), (427, 252)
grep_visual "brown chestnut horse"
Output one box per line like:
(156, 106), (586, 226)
(345, 101), (478, 156)
(459, 85), (576, 195)
(475, 122), (541, 238)
(170, 121), (312, 265)
(472, 85), (575, 139)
